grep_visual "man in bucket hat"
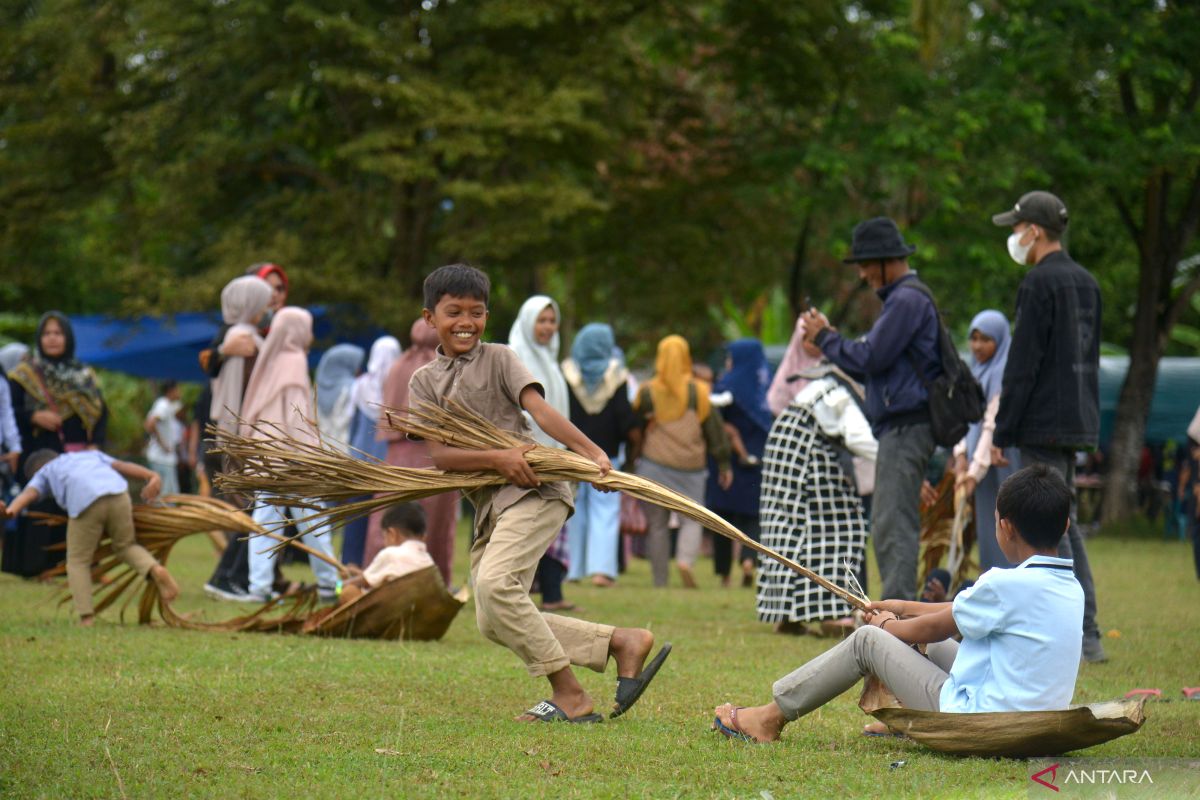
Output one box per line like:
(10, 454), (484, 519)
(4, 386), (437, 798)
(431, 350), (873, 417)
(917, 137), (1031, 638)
(802, 217), (941, 601)
(991, 190), (1107, 662)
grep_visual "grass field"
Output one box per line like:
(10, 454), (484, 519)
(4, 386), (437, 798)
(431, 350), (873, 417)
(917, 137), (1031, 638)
(1, 524), (1197, 799)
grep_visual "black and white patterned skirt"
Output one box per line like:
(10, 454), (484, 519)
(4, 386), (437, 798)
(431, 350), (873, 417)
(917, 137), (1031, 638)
(756, 403), (868, 623)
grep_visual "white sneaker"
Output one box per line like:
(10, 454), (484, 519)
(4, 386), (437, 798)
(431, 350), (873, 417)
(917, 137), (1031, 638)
(203, 582), (252, 602)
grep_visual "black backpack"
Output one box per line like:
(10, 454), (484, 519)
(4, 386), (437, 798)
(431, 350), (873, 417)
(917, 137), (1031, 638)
(900, 281), (986, 447)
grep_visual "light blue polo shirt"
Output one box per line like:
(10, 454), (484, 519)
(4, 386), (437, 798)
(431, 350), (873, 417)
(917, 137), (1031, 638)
(939, 554), (1084, 713)
(27, 451), (128, 519)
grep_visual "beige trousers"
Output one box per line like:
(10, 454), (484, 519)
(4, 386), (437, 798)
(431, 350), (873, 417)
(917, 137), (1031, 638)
(67, 493), (158, 617)
(472, 494), (614, 677)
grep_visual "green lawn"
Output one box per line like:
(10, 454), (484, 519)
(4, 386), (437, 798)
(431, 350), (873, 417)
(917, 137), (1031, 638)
(1, 526), (1197, 799)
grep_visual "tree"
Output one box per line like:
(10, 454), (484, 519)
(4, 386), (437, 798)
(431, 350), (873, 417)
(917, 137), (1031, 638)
(970, 0), (1200, 521)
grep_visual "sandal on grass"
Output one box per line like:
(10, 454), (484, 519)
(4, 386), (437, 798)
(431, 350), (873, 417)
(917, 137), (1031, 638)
(520, 700), (603, 724)
(611, 643), (673, 719)
(712, 707), (759, 743)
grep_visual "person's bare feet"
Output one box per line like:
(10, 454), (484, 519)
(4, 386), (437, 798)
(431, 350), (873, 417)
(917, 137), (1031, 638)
(677, 562), (697, 589)
(609, 626), (655, 679)
(591, 574), (615, 588)
(150, 564), (180, 604)
(862, 720), (894, 736)
(78, 614), (95, 627)
(713, 702), (785, 743)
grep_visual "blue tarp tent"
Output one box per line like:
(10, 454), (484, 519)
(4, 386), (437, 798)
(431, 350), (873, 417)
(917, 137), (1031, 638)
(72, 307), (386, 382)
(1099, 356), (1200, 444)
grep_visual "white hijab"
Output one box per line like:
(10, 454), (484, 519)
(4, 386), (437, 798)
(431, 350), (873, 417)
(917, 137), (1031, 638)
(508, 295), (568, 448)
(350, 336), (402, 422)
(210, 276), (273, 432)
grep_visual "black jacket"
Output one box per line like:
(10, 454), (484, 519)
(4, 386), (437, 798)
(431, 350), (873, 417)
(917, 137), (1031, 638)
(994, 251), (1101, 450)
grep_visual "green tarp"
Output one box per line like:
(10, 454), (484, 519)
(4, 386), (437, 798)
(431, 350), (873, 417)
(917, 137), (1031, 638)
(1099, 356), (1200, 444)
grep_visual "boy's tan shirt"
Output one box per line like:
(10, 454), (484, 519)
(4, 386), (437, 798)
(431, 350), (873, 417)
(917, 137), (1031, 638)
(409, 342), (574, 537)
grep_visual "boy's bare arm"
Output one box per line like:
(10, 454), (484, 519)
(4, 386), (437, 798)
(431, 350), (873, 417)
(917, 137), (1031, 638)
(871, 599), (952, 617)
(425, 440), (541, 488)
(112, 459), (163, 501)
(520, 387), (611, 476)
(869, 606), (959, 644)
(0, 486), (42, 518)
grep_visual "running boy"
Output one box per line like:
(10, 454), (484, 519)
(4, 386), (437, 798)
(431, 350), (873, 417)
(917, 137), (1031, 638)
(711, 463), (1083, 742)
(338, 502), (436, 606)
(409, 263), (670, 723)
(1, 449), (180, 626)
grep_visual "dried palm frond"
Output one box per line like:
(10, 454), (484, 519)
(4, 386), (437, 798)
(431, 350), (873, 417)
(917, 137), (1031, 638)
(215, 401), (870, 611)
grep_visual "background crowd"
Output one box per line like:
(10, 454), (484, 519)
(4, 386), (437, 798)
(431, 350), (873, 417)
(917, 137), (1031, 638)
(3, 191), (1198, 660)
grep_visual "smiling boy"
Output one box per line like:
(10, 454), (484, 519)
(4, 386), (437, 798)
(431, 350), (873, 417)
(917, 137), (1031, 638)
(407, 264), (670, 723)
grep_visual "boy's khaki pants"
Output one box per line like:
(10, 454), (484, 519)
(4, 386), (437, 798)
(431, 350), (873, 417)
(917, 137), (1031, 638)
(472, 494), (614, 677)
(772, 625), (959, 719)
(67, 493), (158, 617)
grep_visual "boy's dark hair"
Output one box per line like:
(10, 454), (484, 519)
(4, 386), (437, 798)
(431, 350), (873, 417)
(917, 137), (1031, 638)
(995, 463), (1071, 549)
(24, 449), (60, 481)
(423, 263), (490, 310)
(381, 502), (426, 537)
(160, 379), (178, 395)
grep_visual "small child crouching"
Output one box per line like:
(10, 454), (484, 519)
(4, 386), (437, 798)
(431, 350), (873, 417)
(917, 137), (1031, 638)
(339, 502), (435, 606)
(1, 449), (180, 626)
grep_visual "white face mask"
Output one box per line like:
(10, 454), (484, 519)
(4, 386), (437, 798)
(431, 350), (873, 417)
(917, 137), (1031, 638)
(1007, 228), (1035, 265)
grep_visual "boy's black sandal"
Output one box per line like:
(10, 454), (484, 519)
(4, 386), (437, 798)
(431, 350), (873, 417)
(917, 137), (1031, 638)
(521, 700), (603, 724)
(611, 642), (673, 718)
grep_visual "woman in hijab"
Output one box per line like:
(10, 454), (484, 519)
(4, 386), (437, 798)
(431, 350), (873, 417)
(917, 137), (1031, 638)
(632, 335), (732, 588)
(201, 276), (274, 601)
(314, 344), (365, 453)
(341, 336), (401, 566)
(364, 319), (459, 578)
(208, 276), (274, 436)
(707, 339), (772, 588)
(240, 307), (339, 602)
(562, 323), (637, 587)
(952, 310), (1019, 571)
(767, 317), (824, 417)
(509, 296), (574, 610)
(2, 313), (108, 577)
(757, 337), (877, 636)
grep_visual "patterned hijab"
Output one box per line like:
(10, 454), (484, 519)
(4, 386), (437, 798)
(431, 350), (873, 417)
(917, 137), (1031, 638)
(715, 338), (774, 432)
(9, 312), (104, 434)
(767, 316), (823, 416)
(641, 335), (710, 423)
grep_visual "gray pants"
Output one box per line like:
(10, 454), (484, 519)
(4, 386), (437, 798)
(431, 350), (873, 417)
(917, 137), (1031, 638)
(1019, 447), (1100, 641)
(773, 625), (959, 719)
(872, 422), (935, 600)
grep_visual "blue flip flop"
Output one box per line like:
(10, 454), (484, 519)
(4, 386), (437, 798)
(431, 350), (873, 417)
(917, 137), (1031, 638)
(712, 706), (758, 743)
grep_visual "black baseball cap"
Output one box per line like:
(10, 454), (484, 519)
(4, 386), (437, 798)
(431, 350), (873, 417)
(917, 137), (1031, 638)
(991, 191), (1069, 233)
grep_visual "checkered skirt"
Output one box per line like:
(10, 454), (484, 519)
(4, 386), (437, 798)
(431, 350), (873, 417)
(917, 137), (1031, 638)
(756, 400), (868, 623)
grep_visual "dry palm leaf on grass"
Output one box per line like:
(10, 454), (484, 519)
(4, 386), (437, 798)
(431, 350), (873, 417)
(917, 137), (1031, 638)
(41, 495), (463, 639)
(214, 401), (870, 611)
(40, 495), (338, 630)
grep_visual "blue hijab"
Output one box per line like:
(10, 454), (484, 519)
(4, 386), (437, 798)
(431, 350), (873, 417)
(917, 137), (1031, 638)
(571, 323), (616, 391)
(715, 338), (774, 432)
(966, 310), (1010, 455)
(315, 343), (365, 416)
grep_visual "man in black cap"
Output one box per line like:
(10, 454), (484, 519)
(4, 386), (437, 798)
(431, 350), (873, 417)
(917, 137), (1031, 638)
(991, 190), (1106, 662)
(803, 216), (942, 601)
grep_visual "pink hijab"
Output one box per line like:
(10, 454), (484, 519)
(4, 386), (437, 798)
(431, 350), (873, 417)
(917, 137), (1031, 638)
(767, 316), (823, 415)
(379, 319), (441, 442)
(239, 306), (314, 441)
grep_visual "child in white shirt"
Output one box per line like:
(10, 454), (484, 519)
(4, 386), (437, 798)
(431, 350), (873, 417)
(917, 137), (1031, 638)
(338, 502), (435, 606)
